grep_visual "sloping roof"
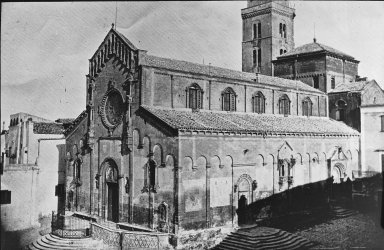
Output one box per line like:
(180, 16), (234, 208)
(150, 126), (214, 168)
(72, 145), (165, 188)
(33, 122), (65, 134)
(55, 118), (75, 124)
(140, 105), (359, 136)
(328, 80), (369, 93)
(64, 110), (87, 136)
(278, 40), (356, 61)
(140, 54), (323, 94)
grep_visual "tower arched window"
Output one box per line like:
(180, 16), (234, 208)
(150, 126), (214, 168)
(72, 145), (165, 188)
(279, 94), (291, 116)
(257, 48), (262, 71)
(187, 83), (203, 109)
(222, 87), (236, 111)
(279, 23), (283, 37)
(302, 97), (313, 116)
(252, 91), (265, 114)
(280, 49), (283, 55)
(253, 49), (257, 65)
(336, 100), (347, 121)
(283, 24), (287, 38)
(253, 22), (261, 39)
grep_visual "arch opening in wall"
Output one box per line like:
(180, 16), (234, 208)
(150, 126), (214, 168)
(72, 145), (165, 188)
(335, 99), (347, 122)
(222, 87), (236, 112)
(187, 83), (203, 109)
(210, 155), (221, 169)
(100, 158), (120, 222)
(252, 91), (265, 114)
(279, 94), (291, 116)
(183, 156), (193, 171)
(302, 97), (313, 117)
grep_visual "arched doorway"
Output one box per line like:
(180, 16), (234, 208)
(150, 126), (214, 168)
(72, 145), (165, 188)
(236, 175), (252, 225)
(101, 159), (119, 222)
(332, 166), (342, 184)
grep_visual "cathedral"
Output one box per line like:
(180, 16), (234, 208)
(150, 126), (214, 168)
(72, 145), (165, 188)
(63, 0), (360, 237)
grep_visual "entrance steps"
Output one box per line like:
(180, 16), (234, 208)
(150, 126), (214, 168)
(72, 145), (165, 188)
(26, 233), (107, 250)
(330, 206), (358, 218)
(212, 226), (316, 250)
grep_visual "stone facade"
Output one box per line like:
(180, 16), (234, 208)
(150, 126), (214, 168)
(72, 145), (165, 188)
(63, 27), (359, 239)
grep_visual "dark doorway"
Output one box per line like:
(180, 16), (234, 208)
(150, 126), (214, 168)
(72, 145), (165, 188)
(107, 182), (119, 222)
(238, 195), (248, 225)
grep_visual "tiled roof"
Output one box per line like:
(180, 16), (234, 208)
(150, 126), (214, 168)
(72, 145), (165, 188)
(328, 80), (369, 93)
(33, 122), (65, 134)
(140, 105), (359, 136)
(140, 54), (323, 94)
(55, 118), (75, 124)
(278, 41), (356, 61)
(64, 110), (87, 136)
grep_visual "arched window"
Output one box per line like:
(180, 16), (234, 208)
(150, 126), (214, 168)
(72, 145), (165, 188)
(222, 87), (236, 111)
(253, 49), (257, 65)
(253, 23), (257, 39)
(302, 97), (313, 116)
(187, 83), (203, 109)
(258, 23), (261, 38)
(280, 49), (283, 55)
(279, 23), (282, 36)
(148, 159), (157, 192)
(279, 94), (291, 115)
(73, 158), (81, 180)
(252, 92), (265, 114)
(336, 100), (347, 121)
(257, 48), (262, 70)
(331, 76), (336, 89)
(283, 24), (287, 38)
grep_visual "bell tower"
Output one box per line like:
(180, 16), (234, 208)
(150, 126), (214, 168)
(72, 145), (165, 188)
(241, 0), (295, 76)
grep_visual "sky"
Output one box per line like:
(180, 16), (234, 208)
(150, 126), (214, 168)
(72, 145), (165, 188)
(1, 1), (384, 128)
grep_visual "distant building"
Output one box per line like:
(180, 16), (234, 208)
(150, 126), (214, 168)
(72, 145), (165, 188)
(0, 113), (70, 232)
(328, 80), (384, 173)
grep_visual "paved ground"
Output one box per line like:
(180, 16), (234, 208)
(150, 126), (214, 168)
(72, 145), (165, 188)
(296, 213), (384, 249)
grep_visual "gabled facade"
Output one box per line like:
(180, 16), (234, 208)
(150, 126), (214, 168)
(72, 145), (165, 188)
(63, 27), (359, 238)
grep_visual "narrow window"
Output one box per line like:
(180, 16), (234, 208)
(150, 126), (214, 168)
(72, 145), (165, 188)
(258, 22), (261, 38)
(302, 97), (313, 117)
(253, 92), (265, 114)
(313, 75), (319, 89)
(381, 115), (384, 132)
(284, 50), (287, 54)
(331, 76), (336, 89)
(253, 50), (257, 65)
(336, 100), (347, 122)
(279, 94), (290, 116)
(283, 24), (287, 38)
(280, 49), (283, 55)
(253, 23), (257, 39)
(222, 87), (236, 111)
(188, 84), (203, 109)
(257, 48), (262, 70)
(279, 23), (282, 36)
(149, 160), (156, 192)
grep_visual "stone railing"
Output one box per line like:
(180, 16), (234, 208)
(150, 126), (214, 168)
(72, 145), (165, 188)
(90, 222), (170, 250)
(91, 223), (121, 249)
(51, 211), (91, 238)
(122, 231), (169, 250)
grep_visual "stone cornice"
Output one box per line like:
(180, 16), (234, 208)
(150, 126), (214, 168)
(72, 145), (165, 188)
(178, 129), (359, 138)
(242, 7), (294, 19)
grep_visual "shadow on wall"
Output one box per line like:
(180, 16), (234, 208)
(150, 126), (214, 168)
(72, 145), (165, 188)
(236, 174), (383, 230)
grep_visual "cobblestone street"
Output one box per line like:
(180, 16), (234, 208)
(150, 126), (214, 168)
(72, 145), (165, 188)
(297, 213), (384, 249)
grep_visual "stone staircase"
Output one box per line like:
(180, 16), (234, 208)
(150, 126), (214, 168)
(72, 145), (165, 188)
(26, 233), (106, 250)
(330, 206), (358, 218)
(212, 226), (317, 250)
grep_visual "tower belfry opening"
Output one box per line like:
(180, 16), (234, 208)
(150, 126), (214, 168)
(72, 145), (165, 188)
(241, 0), (295, 76)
